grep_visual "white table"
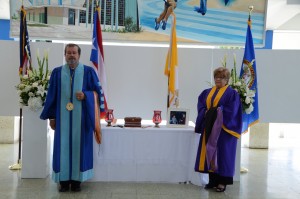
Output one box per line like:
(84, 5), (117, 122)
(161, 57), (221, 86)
(90, 124), (208, 185)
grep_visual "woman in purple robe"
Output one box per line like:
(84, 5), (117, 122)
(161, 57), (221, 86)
(194, 67), (242, 192)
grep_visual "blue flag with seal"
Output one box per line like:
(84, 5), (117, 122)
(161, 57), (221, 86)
(239, 19), (259, 133)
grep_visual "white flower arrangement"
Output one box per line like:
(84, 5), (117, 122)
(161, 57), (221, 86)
(16, 49), (51, 112)
(222, 54), (255, 114)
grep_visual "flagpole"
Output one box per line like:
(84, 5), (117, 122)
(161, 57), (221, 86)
(18, 108), (22, 164)
(240, 5), (254, 174)
(166, 18), (172, 109)
(167, 20), (172, 108)
(9, 4), (26, 171)
(167, 78), (170, 108)
(165, 13), (177, 109)
(248, 5), (253, 21)
(8, 108), (22, 170)
(90, 2), (109, 118)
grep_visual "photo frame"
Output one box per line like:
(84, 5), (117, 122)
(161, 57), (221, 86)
(167, 108), (189, 128)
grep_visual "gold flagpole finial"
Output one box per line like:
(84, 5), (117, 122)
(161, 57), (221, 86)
(248, 5), (254, 20)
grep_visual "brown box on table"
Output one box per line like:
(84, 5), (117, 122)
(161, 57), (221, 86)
(124, 117), (142, 127)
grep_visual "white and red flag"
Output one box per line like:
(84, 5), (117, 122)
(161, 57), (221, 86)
(90, 6), (108, 118)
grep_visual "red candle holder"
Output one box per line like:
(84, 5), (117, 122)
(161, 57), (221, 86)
(152, 110), (162, 128)
(105, 109), (114, 127)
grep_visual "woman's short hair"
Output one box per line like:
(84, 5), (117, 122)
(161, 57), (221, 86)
(64, 43), (81, 55)
(213, 67), (230, 81)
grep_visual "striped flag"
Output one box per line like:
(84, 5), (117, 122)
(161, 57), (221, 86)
(19, 5), (31, 76)
(164, 13), (179, 108)
(239, 18), (259, 133)
(90, 5), (108, 118)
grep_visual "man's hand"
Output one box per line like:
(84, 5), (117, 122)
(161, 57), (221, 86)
(76, 91), (85, 101)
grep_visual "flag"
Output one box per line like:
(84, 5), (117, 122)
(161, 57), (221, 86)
(19, 5), (31, 76)
(164, 13), (179, 108)
(90, 6), (108, 118)
(239, 19), (259, 133)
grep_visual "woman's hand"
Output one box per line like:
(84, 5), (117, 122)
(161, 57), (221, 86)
(50, 119), (56, 130)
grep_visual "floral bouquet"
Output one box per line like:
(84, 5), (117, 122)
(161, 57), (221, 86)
(16, 50), (51, 112)
(222, 54), (255, 114)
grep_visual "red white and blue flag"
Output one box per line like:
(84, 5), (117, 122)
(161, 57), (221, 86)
(19, 5), (31, 76)
(90, 6), (108, 118)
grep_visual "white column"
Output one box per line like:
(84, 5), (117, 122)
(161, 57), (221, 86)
(0, 116), (18, 144)
(21, 107), (51, 178)
(234, 137), (241, 181)
(249, 123), (269, 149)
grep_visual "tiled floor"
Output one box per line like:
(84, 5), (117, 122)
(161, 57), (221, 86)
(1, 132), (300, 199)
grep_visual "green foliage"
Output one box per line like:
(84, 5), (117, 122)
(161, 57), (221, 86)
(123, 16), (141, 33)
(223, 54), (255, 114)
(102, 17), (142, 33)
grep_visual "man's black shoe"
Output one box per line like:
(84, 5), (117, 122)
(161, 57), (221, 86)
(59, 185), (69, 192)
(71, 181), (81, 192)
(59, 181), (70, 192)
(71, 186), (81, 192)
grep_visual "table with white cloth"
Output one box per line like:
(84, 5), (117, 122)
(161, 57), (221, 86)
(90, 125), (208, 185)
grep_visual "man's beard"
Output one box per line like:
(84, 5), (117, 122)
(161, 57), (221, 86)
(67, 59), (78, 66)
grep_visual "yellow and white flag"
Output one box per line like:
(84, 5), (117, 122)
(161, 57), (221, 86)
(164, 13), (179, 108)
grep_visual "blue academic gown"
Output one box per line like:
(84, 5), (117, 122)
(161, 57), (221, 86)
(40, 64), (104, 182)
(194, 85), (242, 177)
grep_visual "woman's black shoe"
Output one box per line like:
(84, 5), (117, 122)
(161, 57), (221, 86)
(204, 183), (216, 189)
(216, 184), (227, 192)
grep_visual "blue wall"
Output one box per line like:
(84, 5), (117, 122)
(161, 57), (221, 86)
(0, 19), (13, 40)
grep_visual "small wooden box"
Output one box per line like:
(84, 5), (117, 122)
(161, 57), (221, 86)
(124, 117), (142, 127)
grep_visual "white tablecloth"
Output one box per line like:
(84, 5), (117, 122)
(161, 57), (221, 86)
(90, 125), (208, 185)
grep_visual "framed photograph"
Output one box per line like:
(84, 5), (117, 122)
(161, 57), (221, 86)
(167, 108), (189, 128)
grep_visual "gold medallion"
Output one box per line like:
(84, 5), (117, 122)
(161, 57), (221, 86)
(66, 102), (74, 111)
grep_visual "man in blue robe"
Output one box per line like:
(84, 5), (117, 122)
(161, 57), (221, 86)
(194, 67), (242, 192)
(40, 44), (104, 192)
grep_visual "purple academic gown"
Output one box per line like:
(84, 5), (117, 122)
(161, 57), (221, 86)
(40, 64), (104, 183)
(194, 85), (242, 177)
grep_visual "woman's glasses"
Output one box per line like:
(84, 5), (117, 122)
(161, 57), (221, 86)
(214, 76), (226, 80)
